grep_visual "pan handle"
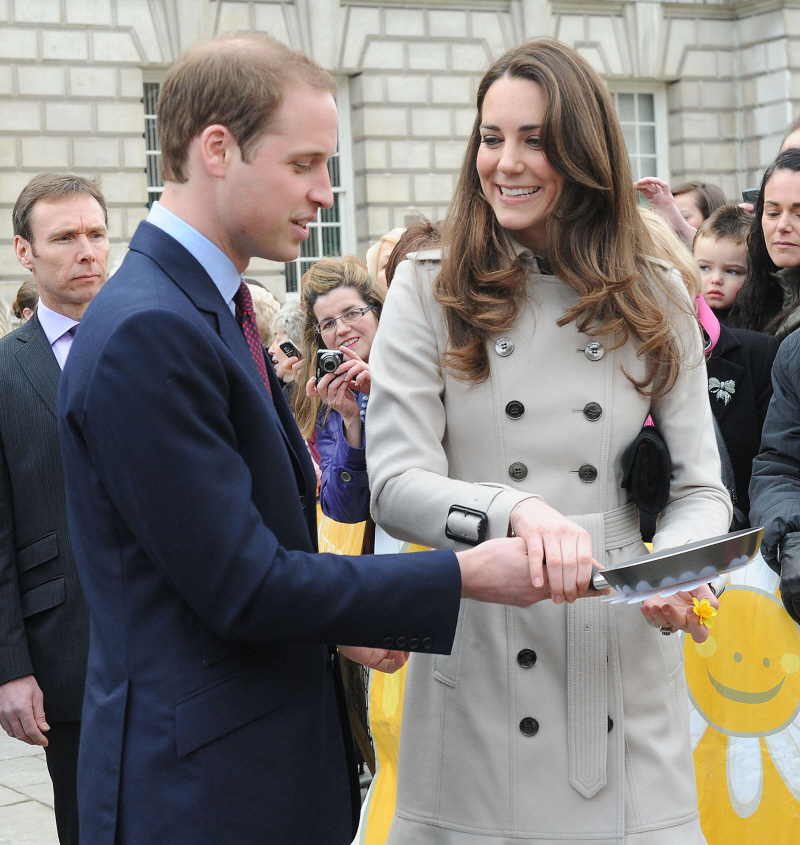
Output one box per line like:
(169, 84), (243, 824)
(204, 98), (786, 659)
(588, 571), (609, 592)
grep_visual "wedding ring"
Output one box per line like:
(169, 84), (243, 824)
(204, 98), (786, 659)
(660, 627), (674, 636)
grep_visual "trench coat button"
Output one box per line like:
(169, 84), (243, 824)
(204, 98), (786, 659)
(422, 637), (433, 650)
(607, 716), (614, 732)
(578, 464), (598, 483)
(517, 648), (537, 668)
(408, 638), (420, 649)
(519, 717), (539, 736)
(584, 342), (604, 361)
(505, 400), (525, 419)
(495, 337), (515, 357)
(382, 637), (394, 648)
(583, 402), (602, 421)
(509, 462), (528, 481)
(340, 470), (353, 482)
(395, 636), (408, 649)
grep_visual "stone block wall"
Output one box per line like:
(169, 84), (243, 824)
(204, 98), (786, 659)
(0, 0), (799, 305)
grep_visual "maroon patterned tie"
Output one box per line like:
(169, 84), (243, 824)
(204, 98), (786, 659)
(233, 281), (272, 397)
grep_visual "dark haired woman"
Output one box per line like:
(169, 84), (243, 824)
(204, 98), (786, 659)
(367, 39), (731, 844)
(728, 148), (800, 339)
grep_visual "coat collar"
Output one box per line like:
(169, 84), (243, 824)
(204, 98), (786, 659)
(13, 312), (61, 418)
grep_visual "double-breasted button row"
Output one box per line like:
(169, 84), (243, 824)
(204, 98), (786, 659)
(505, 400), (525, 419)
(495, 337), (514, 357)
(382, 636), (431, 650)
(583, 402), (602, 421)
(517, 648), (537, 668)
(509, 462), (528, 482)
(582, 342), (604, 361)
(519, 717), (539, 737)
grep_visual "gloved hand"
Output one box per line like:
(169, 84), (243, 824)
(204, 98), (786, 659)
(779, 532), (800, 625)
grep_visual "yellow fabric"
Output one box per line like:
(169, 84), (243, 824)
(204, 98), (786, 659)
(684, 563), (800, 842)
(317, 507), (366, 555)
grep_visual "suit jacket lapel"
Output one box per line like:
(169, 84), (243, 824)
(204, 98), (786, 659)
(15, 314), (61, 418)
(129, 223), (314, 498)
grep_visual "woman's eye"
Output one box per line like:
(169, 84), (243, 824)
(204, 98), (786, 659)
(480, 135), (501, 147)
(527, 136), (542, 149)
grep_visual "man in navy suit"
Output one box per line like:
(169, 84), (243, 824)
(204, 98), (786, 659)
(58, 33), (545, 845)
(0, 174), (108, 845)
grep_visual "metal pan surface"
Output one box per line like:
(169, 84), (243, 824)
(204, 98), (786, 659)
(591, 526), (763, 594)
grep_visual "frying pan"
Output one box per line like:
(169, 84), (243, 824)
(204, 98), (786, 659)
(590, 526), (763, 595)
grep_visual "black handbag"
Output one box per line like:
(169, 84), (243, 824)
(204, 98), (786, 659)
(621, 425), (671, 516)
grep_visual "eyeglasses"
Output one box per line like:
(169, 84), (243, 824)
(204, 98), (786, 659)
(314, 305), (374, 335)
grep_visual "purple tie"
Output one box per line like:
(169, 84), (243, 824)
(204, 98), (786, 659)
(233, 281), (272, 397)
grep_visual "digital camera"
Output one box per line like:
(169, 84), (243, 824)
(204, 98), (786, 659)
(316, 349), (344, 383)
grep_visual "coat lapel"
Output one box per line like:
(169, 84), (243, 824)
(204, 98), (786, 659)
(14, 314), (61, 418)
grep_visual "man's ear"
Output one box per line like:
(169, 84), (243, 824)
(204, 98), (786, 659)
(197, 124), (239, 179)
(14, 234), (35, 272)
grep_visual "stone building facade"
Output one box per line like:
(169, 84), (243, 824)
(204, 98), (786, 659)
(0, 0), (799, 305)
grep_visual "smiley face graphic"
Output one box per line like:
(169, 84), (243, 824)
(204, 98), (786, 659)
(685, 587), (800, 736)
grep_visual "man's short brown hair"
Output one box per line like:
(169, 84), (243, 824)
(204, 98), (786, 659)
(158, 32), (337, 184)
(13, 173), (107, 244)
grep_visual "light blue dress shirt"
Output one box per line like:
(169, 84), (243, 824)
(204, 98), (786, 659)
(146, 201), (241, 316)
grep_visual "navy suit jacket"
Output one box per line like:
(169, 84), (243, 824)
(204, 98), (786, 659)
(58, 221), (461, 845)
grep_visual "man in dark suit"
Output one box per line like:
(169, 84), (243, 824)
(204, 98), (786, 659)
(57, 34), (547, 845)
(0, 173), (109, 845)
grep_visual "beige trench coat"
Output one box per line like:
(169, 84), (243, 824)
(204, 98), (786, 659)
(366, 249), (732, 845)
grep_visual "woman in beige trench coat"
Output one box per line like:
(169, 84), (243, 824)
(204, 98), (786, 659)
(366, 40), (732, 845)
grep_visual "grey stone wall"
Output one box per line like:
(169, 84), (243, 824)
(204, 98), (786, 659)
(0, 0), (799, 307)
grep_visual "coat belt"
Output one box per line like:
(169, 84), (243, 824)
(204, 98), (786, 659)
(565, 501), (640, 798)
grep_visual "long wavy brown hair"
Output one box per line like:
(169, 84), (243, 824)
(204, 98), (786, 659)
(292, 256), (384, 439)
(436, 39), (693, 398)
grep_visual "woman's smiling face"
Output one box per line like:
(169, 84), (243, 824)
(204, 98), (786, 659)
(476, 75), (564, 257)
(312, 286), (379, 363)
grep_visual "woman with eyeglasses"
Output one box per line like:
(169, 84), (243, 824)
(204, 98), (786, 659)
(292, 256), (384, 524)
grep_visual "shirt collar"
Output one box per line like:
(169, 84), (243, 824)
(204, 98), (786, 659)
(35, 299), (79, 345)
(146, 201), (242, 310)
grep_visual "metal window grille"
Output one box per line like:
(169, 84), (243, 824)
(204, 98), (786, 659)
(614, 92), (657, 180)
(144, 82), (163, 208)
(283, 147), (344, 294)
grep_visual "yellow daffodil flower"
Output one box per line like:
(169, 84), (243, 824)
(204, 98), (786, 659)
(692, 597), (718, 628)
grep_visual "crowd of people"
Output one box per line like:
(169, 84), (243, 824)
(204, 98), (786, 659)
(1, 28), (800, 845)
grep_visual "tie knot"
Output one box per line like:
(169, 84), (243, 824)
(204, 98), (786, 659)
(233, 280), (254, 316)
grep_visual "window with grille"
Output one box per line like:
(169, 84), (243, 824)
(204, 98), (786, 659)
(610, 86), (668, 182)
(283, 150), (344, 294)
(284, 80), (355, 295)
(143, 81), (163, 208)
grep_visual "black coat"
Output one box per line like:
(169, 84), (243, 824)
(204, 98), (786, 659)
(706, 324), (778, 517)
(0, 313), (89, 721)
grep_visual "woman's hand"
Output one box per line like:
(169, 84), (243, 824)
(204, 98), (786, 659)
(338, 645), (409, 674)
(640, 583), (719, 643)
(508, 499), (598, 604)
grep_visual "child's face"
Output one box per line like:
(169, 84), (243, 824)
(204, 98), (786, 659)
(695, 234), (747, 310)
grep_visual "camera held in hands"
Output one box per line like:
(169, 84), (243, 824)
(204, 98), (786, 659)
(316, 349), (345, 384)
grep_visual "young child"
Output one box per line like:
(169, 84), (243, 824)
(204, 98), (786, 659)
(694, 205), (751, 323)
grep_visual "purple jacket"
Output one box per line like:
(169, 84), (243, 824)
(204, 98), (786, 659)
(316, 392), (370, 524)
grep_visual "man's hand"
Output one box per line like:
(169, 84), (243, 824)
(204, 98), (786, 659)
(779, 532), (800, 625)
(338, 646), (408, 674)
(0, 675), (49, 746)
